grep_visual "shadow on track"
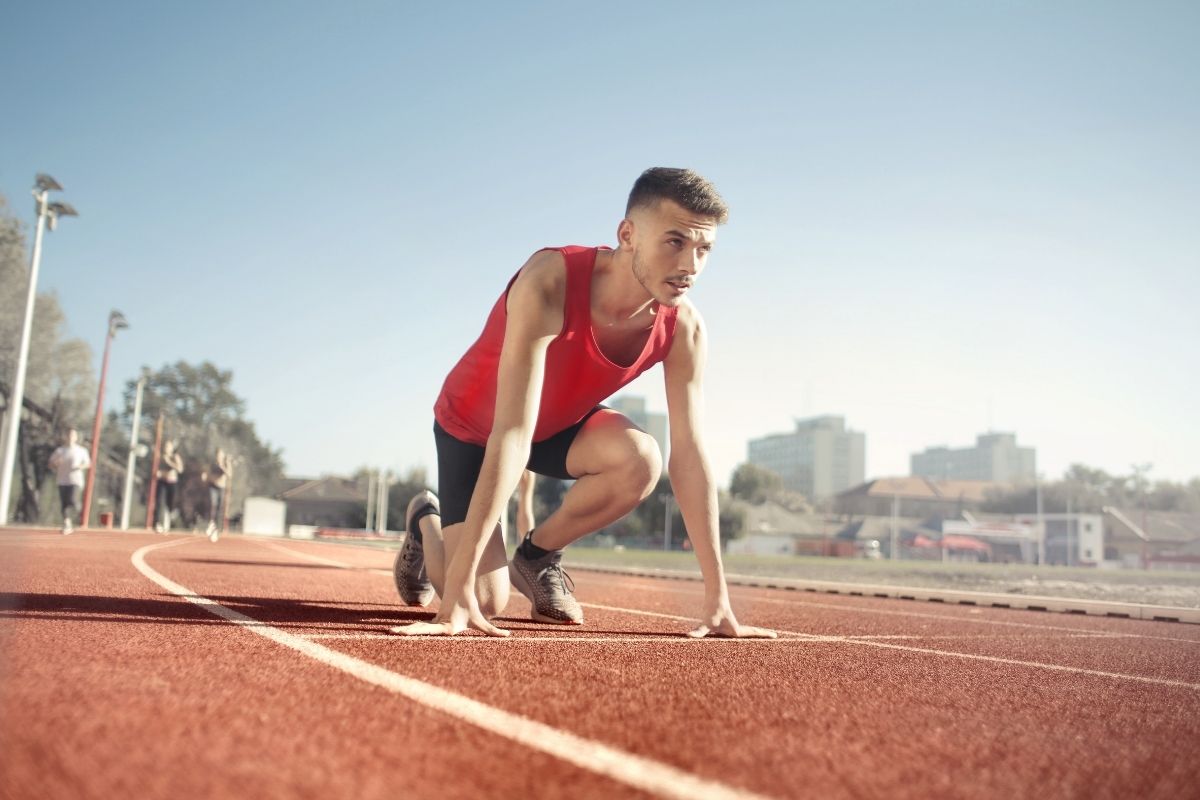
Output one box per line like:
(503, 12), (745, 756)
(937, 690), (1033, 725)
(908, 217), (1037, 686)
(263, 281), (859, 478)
(0, 591), (430, 632)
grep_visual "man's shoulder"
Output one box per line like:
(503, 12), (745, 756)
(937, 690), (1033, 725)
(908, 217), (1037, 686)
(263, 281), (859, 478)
(670, 297), (704, 333)
(518, 248), (568, 283)
(511, 249), (570, 309)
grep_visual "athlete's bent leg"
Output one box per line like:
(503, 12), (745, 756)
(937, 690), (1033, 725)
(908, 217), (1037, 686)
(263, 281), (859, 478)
(421, 514), (511, 618)
(530, 410), (661, 551)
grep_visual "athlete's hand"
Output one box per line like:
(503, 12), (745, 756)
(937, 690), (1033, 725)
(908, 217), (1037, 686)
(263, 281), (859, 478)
(391, 588), (509, 638)
(687, 598), (776, 639)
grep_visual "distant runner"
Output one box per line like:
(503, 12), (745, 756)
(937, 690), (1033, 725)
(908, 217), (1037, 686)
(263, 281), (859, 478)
(201, 448), (231, 543)
(48, 428), (90, 535)
(394, 168), (775, 639)
(154, 440), (184, 533)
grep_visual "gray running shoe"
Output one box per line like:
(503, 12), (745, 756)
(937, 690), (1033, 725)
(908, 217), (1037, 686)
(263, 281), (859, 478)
(508, 540), (583, 625)
(394, 491), (437, 607)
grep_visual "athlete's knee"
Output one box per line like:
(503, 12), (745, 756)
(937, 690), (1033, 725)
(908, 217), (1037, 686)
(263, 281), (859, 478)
(619, 431), (661, 501)
(477, 570), (511, 618)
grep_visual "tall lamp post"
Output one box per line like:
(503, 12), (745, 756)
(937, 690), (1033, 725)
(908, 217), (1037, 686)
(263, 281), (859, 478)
(119, 373), (147, 530)
(661, 493), (675, 551)
(80, 310), (129, 528)
(0, 174), (77, 524)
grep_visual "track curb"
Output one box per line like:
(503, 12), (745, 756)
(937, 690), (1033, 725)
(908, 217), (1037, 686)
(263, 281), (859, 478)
(568, 562), (1200, 624)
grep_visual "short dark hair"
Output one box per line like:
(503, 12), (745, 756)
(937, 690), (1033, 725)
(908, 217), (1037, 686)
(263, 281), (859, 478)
(625, 167), (729, 224)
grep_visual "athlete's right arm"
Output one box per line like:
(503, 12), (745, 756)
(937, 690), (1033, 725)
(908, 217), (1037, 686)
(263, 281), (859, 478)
(399, 251), (565, 637)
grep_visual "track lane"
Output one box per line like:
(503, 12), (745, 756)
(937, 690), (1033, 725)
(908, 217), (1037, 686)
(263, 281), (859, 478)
(0, 532), (662, 800)
(5, 531), (1200, 799)
(229, 537), (1200, 799)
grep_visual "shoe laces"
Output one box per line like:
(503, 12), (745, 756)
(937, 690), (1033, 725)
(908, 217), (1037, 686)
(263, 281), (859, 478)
(542, 562), (575, 596)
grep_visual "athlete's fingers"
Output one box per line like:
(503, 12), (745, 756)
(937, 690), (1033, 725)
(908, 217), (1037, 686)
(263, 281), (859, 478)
(686, 624), (712, 639)
(733, 625), (778, 639)
(390, 621), (455, 636)
(471, 618), (511, 638)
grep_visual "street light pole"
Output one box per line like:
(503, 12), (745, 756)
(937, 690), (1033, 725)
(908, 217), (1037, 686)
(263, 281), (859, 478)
(375, 469), (390, 533)
(890, 493), (899, 561)
(365, 471), (376, 531)
(662, 493), (675, 551)
(1035, 474), (1045, 566)
(0, 174), (76, 524)
(80, 311), (128, 528)
(120, 375), (145, 529)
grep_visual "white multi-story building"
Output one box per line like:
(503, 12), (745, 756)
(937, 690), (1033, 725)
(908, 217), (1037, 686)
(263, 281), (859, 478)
(609, 396), (668, 476)
(747, 416), (866, 501)
(911, 432), (1036, 483)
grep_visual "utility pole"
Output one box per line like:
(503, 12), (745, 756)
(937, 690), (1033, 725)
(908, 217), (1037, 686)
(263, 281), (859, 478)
(81, 310), (129, 528)
(365, 471), (376, 530)
(890, 493), (899, 561)
(1132, 463), (1152, 568)
(376, 470), (390, 533)
(661, 493), (675, 551)
(119, 376), (145, 529)
(1036, 474), (1045, 566)
(1066, 492), (1073, 568)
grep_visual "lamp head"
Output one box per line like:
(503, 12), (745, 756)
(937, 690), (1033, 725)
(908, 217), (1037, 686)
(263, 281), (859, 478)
(45, 202), (78, 231)
(34, 173), (63, 193)
(108, 310), (129, 335)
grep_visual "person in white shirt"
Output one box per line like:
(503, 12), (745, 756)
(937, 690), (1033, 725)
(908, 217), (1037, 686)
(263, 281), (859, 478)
(47, 428), (90, 535)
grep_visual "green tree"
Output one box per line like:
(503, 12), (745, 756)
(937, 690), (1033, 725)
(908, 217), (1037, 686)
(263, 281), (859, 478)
(981, 464), (1200, 515)
(117, 361), (285, 526)
(729, 462), (783, 504)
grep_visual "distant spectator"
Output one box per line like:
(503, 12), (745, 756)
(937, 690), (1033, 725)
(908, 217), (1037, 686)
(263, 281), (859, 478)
(47, 428), (90, 535)
(201, 448), (232, 543)
(154, 440), (184, 533)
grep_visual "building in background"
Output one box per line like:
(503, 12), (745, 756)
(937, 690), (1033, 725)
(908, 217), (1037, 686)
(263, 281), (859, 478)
(609, 396), (668, 475)
(836, 475), (998, 518)
(911, 432), (1036, 483)
(747, 415), (865, 501)
(277, 476), (366, 529)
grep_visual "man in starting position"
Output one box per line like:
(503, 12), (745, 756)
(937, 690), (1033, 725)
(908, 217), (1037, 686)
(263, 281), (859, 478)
(394, 167), (774, 639)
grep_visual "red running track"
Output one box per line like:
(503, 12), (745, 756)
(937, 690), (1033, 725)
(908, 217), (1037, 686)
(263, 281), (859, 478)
(2, 529), (1198, 799)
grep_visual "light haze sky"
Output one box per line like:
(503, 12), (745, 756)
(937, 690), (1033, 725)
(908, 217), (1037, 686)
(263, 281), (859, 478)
(2, 2), (1197, 488)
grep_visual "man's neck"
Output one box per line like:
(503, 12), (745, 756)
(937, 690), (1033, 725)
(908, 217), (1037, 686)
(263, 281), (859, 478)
(590, 248), (655, 326)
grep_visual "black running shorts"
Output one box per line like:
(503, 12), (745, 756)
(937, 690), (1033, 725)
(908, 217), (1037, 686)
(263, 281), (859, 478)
(434, 406), (606, 527)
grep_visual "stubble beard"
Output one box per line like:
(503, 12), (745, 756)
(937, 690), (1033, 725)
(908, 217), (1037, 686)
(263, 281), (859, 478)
(631, 250), (675, 307)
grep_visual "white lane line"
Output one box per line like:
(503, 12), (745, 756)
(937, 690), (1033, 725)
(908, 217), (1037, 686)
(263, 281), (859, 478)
(260, 541), (1200, 691)
(297, 632), (1121, 643)
(132, 539), (772, 800)
(586, 573), (1200, 643)
(580, 604), (1200, 691)
(299, 633), (794, 643)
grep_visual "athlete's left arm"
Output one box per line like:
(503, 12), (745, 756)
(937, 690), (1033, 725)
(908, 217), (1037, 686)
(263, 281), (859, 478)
(663, 304), (776, 639)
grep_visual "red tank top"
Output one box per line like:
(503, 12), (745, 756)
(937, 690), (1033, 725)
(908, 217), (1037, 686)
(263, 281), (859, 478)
(434, 245), (679, 445)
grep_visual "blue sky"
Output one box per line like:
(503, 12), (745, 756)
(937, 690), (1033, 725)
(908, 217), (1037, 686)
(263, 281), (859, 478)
(2, 1), (1197, 488)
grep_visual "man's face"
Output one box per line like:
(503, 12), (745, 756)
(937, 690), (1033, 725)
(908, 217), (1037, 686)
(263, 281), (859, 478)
(623, 200), (717, 307)
(65, 430), (77, 446)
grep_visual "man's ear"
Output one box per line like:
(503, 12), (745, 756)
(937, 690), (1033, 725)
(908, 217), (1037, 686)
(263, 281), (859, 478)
(616, 217), (635, 249)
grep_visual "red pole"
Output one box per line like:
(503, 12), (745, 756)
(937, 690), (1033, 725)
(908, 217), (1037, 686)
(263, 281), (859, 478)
(80, 328), (115, 528)
(145, 412), (164, 529)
